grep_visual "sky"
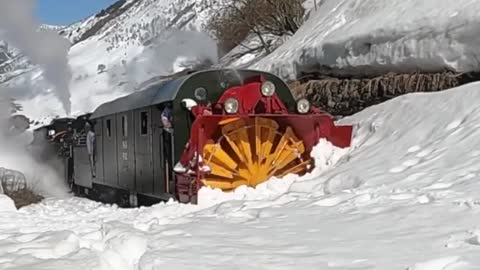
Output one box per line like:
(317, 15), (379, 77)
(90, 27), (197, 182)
(35, 0), (118, 25)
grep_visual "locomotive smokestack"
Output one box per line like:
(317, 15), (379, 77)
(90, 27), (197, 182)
(0, 0), (72, 116)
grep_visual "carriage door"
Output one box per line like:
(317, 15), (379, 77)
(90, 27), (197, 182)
(152, 108), (165, 195)
(116, 112), (135, 190)
(135, 109), (154, 194)
(161, 128), (175, 194)
(103, 117), (118, 187)
(152, 105), (175, 196)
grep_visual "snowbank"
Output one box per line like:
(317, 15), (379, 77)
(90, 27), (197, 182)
(3, 82), (480, 268)
(251, 0), (480, 80)
(0, 194), (16, 212)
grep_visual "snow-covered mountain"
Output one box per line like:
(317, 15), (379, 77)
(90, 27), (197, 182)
(4, 0), (480, 128)
(0, 0), (222, 127)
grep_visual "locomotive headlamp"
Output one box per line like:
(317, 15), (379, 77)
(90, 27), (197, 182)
(194, 87), (207, 101)
(224, 98), (239, 114)
(261, 81), (275, 96)
(296, 98), (310, 114)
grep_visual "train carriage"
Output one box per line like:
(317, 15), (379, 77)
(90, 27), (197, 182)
(40, 69), (353, 207)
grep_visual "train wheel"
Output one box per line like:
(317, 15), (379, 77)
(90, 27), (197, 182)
(201, 117), (311, 191)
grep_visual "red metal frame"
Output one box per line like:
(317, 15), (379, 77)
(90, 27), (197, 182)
(174, 79), (353, 204)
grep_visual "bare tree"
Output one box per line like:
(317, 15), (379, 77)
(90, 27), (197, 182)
(252, 0), (304, 36)
(207, 6), (252, 54)
(205, 0), (304, 55)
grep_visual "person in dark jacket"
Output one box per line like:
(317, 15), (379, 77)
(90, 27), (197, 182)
(161, 103), (173, 133)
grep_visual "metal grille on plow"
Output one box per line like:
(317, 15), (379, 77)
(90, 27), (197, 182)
(0, 167), (27, 194)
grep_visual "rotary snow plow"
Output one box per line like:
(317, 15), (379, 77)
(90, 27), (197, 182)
(40, 68), (352, 207)
(174, 74), (353, 203)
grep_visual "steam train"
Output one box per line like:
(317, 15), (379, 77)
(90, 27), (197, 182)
(34, 69), (353, 207)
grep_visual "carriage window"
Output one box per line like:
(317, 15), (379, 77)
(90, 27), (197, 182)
(106, 119), (111, 137)
(140, 111), (148, 135)
(121, 115), (127, 137)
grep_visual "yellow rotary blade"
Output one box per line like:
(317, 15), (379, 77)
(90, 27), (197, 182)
(201, 117), (311, 191)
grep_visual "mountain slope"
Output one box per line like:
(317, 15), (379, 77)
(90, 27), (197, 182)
(5, 0), (480, 126)
(0, 0), (221, 128)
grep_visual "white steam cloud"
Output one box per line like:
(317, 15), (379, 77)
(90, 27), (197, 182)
(0, 0), (72, 115)
(126, 30), (219, 86)
(0, 0), (70, 199)
(0, 93), (69, 198)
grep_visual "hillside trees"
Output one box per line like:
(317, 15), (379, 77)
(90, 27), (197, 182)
(205, 0), (305, 55)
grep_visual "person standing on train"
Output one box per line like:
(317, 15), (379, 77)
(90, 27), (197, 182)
(85, 122), (96, 178)
(161, 103), (174, 133)
(173, 99), (212, 174)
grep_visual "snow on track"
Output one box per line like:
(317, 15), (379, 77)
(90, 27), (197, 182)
(2, 82), (480, 269)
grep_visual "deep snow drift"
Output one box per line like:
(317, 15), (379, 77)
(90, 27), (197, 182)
(250, 0), (480, 80)
(2, 82), (480, 269)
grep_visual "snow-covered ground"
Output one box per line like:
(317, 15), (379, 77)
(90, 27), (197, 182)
(2, 82), (480, 269)
(251, 0), (480, 81)
(2, 0), (480, 269)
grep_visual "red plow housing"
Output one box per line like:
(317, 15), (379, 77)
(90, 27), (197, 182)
(174, 78), (353, 203)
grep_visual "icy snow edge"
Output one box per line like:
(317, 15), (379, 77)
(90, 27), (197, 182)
(250, 0), (480, 81)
